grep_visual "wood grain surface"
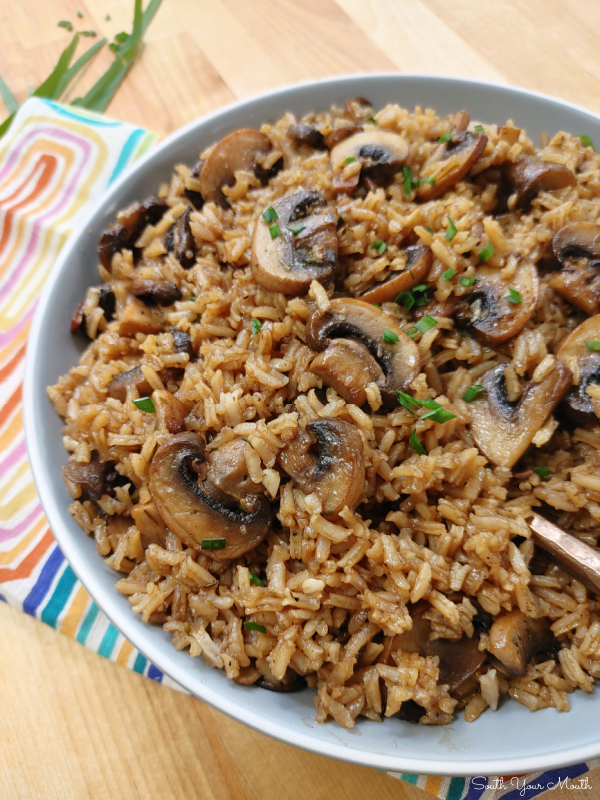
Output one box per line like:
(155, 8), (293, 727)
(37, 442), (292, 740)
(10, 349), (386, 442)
(2, 2), (600, 798)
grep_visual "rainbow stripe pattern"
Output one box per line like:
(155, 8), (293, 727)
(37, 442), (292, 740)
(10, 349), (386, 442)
(0, 97), (597, 798)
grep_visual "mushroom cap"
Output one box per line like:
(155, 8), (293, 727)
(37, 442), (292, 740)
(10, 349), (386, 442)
(152, 389), (188, 434)
(549, 222), (600, 315)
(357, 245), (433, 305)
(200, 128), (272, 205)
(148, 432), (272, 560)
(306, 298), (420, 405)
(455, 259), (540, 345)
(251, 190), (337, 295)
(310, 338), (383, 406)
(489, 610), (559, 677)
(330, 131), (409, 179)
(506, 156), (576, 207)
(469, 358), (572, 468)
(417, 131), (487, 201)
(165, 208), (197, 269)
(130, 279), (182, 306)
(555, 314), (600, 422)
(277, 418), (365, 517)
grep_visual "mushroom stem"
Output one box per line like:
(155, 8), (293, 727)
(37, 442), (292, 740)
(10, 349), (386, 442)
(529, 513), (600, 594)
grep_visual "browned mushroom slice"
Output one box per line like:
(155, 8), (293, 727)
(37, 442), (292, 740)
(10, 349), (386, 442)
(184, 159), (204, 208)
(97, 196), (168, 270)
(489, 610), (559, 677)
(277, 418), (364, 516)
(168, 327), (194, 358)
(153, 389), (188, 434)
(63, 459), (107, 500)
(454, 260), (539, 345)
(555, 315), (600, 422)
(506, 156), (576, 208)
(200, 128), (271, 205)
(469, 357), (572, 468)
(344, 97), (374, 123)
(108, 366), (183, 402)
(417, 131), (487, 201)
(358, 245), (433, 305)
(287, 124), (326, 149)
(118, 297), (163, 337)
(251, 190), (337, 295)
(165, 208), (196, 269)
(206, 438), (266, 501)
(306, 298), (420, 406)
(310, 339), (383, 406)
(70, 296), (86, 334)
(148, 432), (272, 560)
(549, 222), (600, 315)
(330, 131), (409, 180)
(323, 125), (361, 150)
(130, 279), (182, 306)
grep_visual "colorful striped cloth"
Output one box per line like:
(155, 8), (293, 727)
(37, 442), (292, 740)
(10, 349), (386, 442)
(1, 97), (597, 798)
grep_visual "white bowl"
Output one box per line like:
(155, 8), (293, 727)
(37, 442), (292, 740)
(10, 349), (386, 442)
(25, 74), (600, 777)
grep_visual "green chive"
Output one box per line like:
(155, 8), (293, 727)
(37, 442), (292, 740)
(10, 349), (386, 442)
(382, 330), (399, 344)
(201, 538), (227, 551)
(419, 404), (456, 423)
(80, 30), (97, 37)
(533, 466), (551, 478)
(77, 10), (84, 17)
(407, 328), (418, 340)
(368, 116), (378, 125)
(252, 318), (262, 335)
(133, 397), (155, 413)
(373, 303), (382, 310)
(579, 134), (594, 149)
(479, 242), (494, 262)
(372, 240), (387, 256)
(410, 428), (426, 455)
(415, 315), (438, 333)
(338, 216), (344, 225)
(262, 206), (278, 224)
(195, 315), (201, 323)
(345, 156), (357, 164)
(419, 177), (435, 185)
(439, 131), (452, 143)
(287, 223), (305, 235)
(243, 620), (267, 633)
(188, 295), (196, 301)
(504, 287), (522, 304)
(395, 290), (415, 310)
(269, 223), (281, 239)
(426, 226), (434, 234)
(445, 215), (457, 242)
(462, 385), (486, 402)
(460, 275), (476, 287)
(249, 569), (264, 587)
(396, 391), (419, 414)
(58, 20), (73, 31)
(474, 124), (485, 133)
(585, 341), (600, 350)
(442, 267), (456, 281)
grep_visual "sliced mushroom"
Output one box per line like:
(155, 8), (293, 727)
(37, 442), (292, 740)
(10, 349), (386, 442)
(549, 222), (600, 315)
(417, 131), (487, 201)
(287, 123), (326, 149)
(306, 298), (420, 405)
(153, 389), (188, 434)
(506, 156), (576, 208)
(251, 190), (337, 295)
(99, 285), (116, 321)
(330, 131), (409, 180)
(344, 97), (374, 123)
(108, 366), (183, 402)
(323, 125), (361, 150)
(70, 296), (86, 334)
(63, 459), (107, 500)
(206, 438), (265, 501)
(165, 208), (196, 269)
(310, 339), (383, 406)
(357, 245), (433, 305)
(97, 196), (168, 270)
(277, 418), (365, 516)
(200, 128), (271, 205)
(555, 315), (600, 422)
(118, 297), (164, 337)
(168, 327), (194, 358)
(130, 279), (182, 306)
(454, 260), (539, 344)
(469, 357), (572, 468)
(184, 159), (204, 208)
(148, 432), (272, 560)
(489, 610), (559, 677)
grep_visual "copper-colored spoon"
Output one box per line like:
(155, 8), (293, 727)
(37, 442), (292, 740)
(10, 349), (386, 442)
(529, 512), (600, 594)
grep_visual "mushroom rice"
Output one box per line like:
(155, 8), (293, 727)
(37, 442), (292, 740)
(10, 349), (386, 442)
(49, 97), (600, 727)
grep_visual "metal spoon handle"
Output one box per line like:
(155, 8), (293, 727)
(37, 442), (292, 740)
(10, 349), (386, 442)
(529, 512), (600, 594)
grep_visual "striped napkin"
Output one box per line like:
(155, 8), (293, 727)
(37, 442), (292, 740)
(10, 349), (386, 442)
(1, 96), (597, 799)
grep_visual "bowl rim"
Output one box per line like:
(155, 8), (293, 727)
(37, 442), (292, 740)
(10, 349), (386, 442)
(24, 72), (600, 777)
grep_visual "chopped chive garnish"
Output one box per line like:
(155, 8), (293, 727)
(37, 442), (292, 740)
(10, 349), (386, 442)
(415, 315), (438, 333)
(442, 267), (456, 281)
(479, 242), (494, 262)
(338, 216), (344, 225)
(395, 284), (428, 310)
(462, 385), (486, 402)
(395, 290), (415, 310)
(133, 397), (155, 413)
(585, 340), (600, 350)
(243, 620), (267, 633)
(445, 215), (458, 242)
(533, 466), (551, 478)
(345, 156), (357, 164)
(252, 318), (262, 335)
(426, 226), (434, 234)
(262, 206), (278, 224)
(420, 176), (435, 185)
(504, 287), (522, 304)
(439, 131), (452, 143)
(188, 295), (196, 301)
(77, 11), (84, 18)
(474, 124), (485, 133)
(396, 391), (419, 414)
(382, 329), (399, 344)
(373, 303), (382, 310)
(269, 223), (281, 239)
(410, 428), (426, 455)
(58, 20), (73, 30)
(460, 275), (476, 287)
(368, 116), (378, 124)
(287, 223), (305, 235)
(403, 164), (414, 197)
(579, 134), (594, 149)
(249, 569), (264, 587)
(407, 328), (418, 340)
(372, 240), (387, 255)
(195, 315), (201, 323)
(201, 538), (227, 551)
(81, 30), (97, 37)
(419, 405), (456, 423)
(396, 393), (455, 422)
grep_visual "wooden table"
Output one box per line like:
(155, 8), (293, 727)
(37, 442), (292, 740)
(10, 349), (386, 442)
(2, 2), (600, 798)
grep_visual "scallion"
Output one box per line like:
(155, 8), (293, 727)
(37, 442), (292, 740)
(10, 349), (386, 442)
(368, 116), (378, 125)
(474, 124), (485, 133)
(439, 131), (452, 143)
(249, 569), (264, 587)
(579, 134), (595, 149)
(410, 428), (426, 455)
(396, 391), (419, 415)
(479, 241), (494, 262)
(442, 267), (456, 281)
(462, 385), (486, 402)
(251, 318), (262, 335)
(533, 466), (551, 478)
(262, 206), (278, 224)
(585, 341), (600, 351)
(58, 20), (73, 30)
(345, 156), (357, 164)
(504, 287), (522, 304)
(133, 397), (155, 413)
(407, 328), (418, 340)
(445, 215), (457, 242)
(201, 538), (227, 551)
(287, 223), (305, 235)
(372, 240), (387, 256)
(415, 315), (438, 333)
(426, 226), (434, 234)
(459, 275), (476, 287)
(269, 223), (281, 239)
(382, 329), (399, 344)
(243, 621), (267, 633)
